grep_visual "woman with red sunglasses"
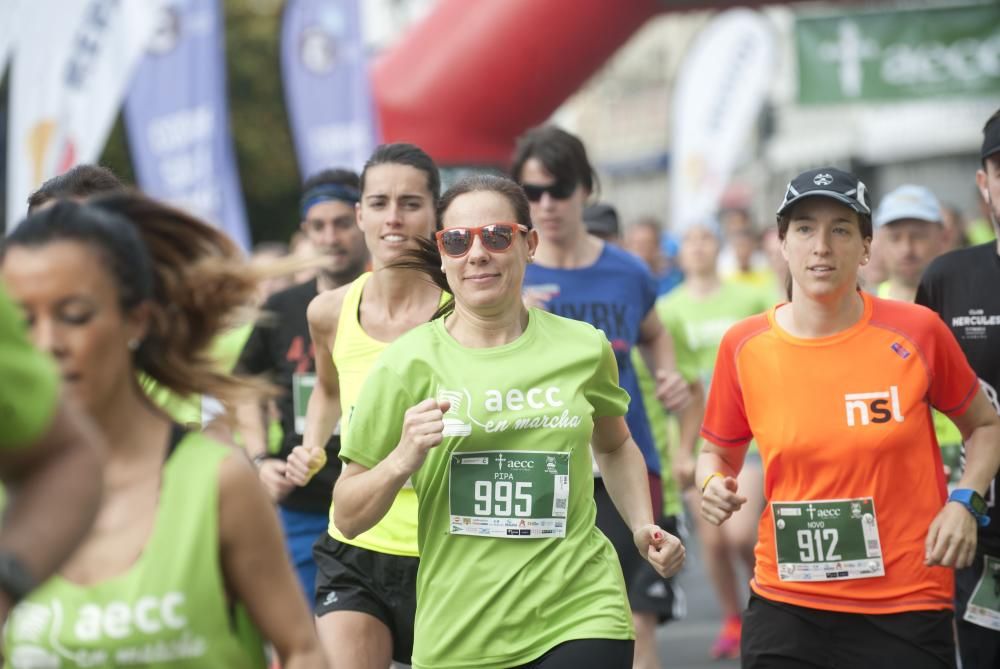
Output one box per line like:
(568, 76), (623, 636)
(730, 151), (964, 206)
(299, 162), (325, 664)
(328, 174), (684, 669)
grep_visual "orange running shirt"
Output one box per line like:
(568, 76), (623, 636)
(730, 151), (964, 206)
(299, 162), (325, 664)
(701, 292), (978, 615)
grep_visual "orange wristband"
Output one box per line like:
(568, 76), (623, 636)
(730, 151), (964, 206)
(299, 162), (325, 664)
(700, 471), (723, 494)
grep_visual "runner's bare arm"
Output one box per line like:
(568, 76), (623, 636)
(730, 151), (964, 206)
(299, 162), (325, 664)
(218, 453), (328, 668)
(333, 398), (448, 539)
(0, 395), (105, 620)
(592, 415), (685, 577)
(286, 288), (346, 486)
(951, 389), (1000, 496)
(234, 399), (268, 461)
(592, 415), (655, 530)
(637, 309), (690, 412)
(233, 399), (295, 502)
(695, 440), (749, 526)
(926, 390), (1000, 568)
(673, 380), (706, 490)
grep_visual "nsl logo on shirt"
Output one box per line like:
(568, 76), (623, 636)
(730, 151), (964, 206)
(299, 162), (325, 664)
(844, 386), (904, 427)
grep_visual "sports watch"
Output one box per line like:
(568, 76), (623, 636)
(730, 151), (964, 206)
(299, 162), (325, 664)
(0, 551), (36, 603)
(948, 488), (991, 527)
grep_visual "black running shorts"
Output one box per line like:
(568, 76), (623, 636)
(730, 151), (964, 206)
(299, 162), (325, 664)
(313, 534), (419, 664)
(741, 592), (955, 669)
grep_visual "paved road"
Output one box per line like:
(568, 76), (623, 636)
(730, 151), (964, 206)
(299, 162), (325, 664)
(656, 513), (743, 669)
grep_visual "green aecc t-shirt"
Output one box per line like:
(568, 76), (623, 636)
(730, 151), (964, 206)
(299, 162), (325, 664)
(341, 309), (634, 669)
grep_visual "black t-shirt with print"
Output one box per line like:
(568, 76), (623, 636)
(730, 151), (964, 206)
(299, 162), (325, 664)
(237, 279), (340, 513)
(916, 242), (1000, 549)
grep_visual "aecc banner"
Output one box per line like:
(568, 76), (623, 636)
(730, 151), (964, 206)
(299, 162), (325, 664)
(796, 3), (1000, 104)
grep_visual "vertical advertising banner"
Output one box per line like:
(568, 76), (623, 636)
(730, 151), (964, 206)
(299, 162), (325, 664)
(124, 0), (250, 250)
(670, 8), (775, 234)
(0, 0), (25, 77)
(6, 0), (163, 230)
(280, 0), (379, 178)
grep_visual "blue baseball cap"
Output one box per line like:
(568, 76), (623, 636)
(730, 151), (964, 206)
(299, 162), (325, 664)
(874, 185), (942, 228)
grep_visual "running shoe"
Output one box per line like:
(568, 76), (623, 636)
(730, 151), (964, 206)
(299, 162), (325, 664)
(710, 614), (741, 660)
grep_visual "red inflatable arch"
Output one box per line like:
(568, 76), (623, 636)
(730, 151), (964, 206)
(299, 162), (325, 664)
(371, 0), (663, 167)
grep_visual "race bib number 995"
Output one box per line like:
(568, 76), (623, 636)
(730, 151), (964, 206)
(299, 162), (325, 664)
(449, 451), (569, 538)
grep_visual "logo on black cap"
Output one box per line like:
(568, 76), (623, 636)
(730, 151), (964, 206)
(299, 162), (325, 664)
(777, 167), (871, 217)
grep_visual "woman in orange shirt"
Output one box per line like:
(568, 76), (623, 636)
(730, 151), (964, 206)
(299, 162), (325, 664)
(697, 167), (1000, 668)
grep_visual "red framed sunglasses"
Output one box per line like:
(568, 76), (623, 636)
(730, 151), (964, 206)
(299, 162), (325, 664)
(435, 223), (530, 258)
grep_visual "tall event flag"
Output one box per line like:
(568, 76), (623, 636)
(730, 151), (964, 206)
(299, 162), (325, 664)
(124, 0), (250, 250)
(6, 0), (164, 230)
(670, 9), (775, 234)
(281, 0), (379, 178)
(0, 0), (25, 77)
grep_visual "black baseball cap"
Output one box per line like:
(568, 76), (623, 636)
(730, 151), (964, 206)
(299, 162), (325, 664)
(583, 202), (620, 238)
(776, 167), (872, 217)
(982, 109), (1000, 160)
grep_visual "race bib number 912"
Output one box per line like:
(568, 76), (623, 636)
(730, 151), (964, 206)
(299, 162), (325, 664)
(772, 498), (884, 581)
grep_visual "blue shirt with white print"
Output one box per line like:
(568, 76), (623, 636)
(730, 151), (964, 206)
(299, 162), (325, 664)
(525, 243), (661, 475)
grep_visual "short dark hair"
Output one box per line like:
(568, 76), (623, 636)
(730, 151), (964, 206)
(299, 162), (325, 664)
(27, 164), (125, 213)
(300, 168), (361, 218)
(510, 125), (598, 196)
(302, 168), (360, 194)
(982, 108), (1000, 168)
(359, 143), (441, 202)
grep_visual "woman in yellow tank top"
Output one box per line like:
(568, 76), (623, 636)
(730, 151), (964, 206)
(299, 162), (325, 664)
(286, 143), (446, 669)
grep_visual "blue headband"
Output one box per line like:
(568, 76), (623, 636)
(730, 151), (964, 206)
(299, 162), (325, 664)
(300, 183), (360, 219)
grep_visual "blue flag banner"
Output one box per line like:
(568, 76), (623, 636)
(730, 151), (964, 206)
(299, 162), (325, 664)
(124, 0), (250, 250)
(281, 0), (379, 179)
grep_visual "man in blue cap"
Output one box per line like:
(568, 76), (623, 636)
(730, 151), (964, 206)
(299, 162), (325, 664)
(874, 184), (945, 303)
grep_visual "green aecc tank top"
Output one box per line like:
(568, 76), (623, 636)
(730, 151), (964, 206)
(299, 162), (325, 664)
(3, 429), (266, 668)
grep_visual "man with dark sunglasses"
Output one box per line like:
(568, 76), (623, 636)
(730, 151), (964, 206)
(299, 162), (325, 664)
(522, 180), (577, 203)
(513, 124), (691, 669)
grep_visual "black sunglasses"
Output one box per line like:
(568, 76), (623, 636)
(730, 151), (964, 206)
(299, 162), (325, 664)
(520, 181), (576, 202)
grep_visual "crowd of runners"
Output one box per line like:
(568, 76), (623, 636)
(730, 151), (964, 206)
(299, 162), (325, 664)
(0, 107), (998, 669)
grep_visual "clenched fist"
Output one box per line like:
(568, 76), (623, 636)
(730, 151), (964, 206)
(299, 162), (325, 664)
(634, 524), (685, 578)
(285, 444), (327, 487)
(390, 398), (451, 478)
